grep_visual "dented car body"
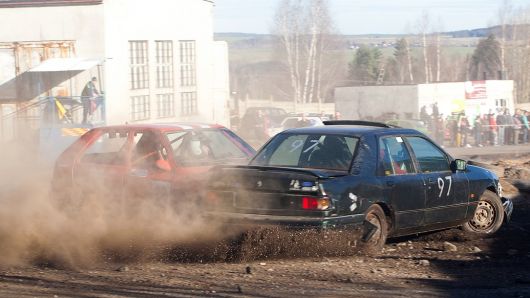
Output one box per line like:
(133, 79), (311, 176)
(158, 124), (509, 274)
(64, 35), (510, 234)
(52, 123), (255, 204)
(207, 121), (513, 243)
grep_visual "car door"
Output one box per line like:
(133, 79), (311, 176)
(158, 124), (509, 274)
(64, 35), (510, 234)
(378, 136), (425, 229)
(405, 136), (469, 225)
(72, 128), (130, 206)
(125, 129), (174, 205)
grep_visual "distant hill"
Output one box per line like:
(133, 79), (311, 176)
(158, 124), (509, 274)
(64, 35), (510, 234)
(215, 24), (530, 41)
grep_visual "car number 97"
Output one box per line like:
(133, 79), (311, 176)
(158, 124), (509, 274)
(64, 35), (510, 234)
(437, 176), (452, 198)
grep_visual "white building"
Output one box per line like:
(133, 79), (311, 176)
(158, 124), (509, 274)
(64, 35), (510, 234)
(335, 80), (515, 121)
(0, 0), (229, 141)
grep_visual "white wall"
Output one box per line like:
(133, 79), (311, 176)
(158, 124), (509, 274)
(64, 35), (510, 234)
(103, 0), (228, 125)
(418, 80), (514, 120)
(335, 85), (418, 119)
(417, 82), (465, 117)
(211, 41), (230, 126)
(335, 81), (515, 121)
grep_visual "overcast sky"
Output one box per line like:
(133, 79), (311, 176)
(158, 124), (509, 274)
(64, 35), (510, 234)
(213, 0), (530, 34)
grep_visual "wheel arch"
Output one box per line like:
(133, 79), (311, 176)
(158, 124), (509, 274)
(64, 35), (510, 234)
(373, 201), (394, 233)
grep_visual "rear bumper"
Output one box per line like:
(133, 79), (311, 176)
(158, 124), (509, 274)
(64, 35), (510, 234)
(207, 212), (365, 229)
(502, 197), (514, 222)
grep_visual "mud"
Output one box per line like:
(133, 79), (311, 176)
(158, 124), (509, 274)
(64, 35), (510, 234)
(0, 148), (529, 297)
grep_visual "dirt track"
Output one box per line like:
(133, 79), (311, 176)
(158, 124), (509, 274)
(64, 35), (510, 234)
(0, 157), (529, 297)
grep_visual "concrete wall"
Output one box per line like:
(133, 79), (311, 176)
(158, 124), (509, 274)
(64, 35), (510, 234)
(517, 102), (530, 112)
(335, 81), (515, 121)
(237, 98), (335, 116)
(334, 85), (418, 120)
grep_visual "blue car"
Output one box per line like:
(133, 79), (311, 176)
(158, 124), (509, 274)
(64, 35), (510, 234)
(206, 121), (513, 252)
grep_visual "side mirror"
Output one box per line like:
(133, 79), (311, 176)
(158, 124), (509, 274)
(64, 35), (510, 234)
(451, 159), (467, 172)
(155, 159), (171, 172)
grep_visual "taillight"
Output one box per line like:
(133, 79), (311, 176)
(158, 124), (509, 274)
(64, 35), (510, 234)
(302, 197), (330, 210)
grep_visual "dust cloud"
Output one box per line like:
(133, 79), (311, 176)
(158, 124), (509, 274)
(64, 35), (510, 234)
(0, 142), (231, 268)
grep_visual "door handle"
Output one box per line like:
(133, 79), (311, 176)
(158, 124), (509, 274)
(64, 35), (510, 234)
(386, 181), (395, 187)
(428, 178), (435, 184)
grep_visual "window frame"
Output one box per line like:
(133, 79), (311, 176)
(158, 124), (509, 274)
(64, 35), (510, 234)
(78, 128), (132, 166)
(129, 40), (149, 90)
(403, 135), (452, 174)
(130, 95), (151, 121)
(157, 93), (175, 118)
(179, 40), (196, 87)
(377, 135), (417, 176)
(155, 40), (174, 89)
(180, 91), (198, 116)
(250, 133), (360, 172)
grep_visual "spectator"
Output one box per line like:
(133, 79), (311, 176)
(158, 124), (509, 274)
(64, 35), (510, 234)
(504, 109), (514, 145)
(473, 115), (483, 147)
(432, 102), (439, 118)
(488, 113), (498, 146)
(420, 105), (428, 122)
(513, 110), (522, 145)
(496, 110), (506, 145)
(81, 77), (100, 124)
(334, 111), (341, 120)
(296, 114), (312, 127)
(254, 110), (270, 142)
(522, 111), (529, 144)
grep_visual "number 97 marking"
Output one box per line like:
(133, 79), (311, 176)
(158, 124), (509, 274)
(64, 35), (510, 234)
(437, 176), (452, 198)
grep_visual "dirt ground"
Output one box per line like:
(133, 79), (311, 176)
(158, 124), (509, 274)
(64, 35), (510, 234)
(0, 156), (529, 297)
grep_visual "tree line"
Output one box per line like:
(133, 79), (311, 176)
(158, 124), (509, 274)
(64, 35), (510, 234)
(230, 0), (530, 104)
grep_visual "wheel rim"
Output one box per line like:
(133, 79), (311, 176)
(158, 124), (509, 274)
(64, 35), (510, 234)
(470, 200), (496, 231)
(365, 212), (382, 245)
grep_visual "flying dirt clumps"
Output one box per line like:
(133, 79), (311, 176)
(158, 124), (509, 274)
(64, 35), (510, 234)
(0, 144), (225, 268)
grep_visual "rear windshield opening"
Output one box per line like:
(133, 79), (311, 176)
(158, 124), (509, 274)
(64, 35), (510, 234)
(251, 134), (358, 171)
(167, 129), (251, 166)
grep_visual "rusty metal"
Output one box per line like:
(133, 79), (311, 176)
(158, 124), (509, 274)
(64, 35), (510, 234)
(0, 40), (76, 143)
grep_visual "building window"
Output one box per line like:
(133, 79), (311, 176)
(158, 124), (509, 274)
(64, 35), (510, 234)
(129, 41), (149, 90)
(157, 94), (175, 118)
(181, 92), (197, 116)
(179, 40), (196, 87)
(156, 41), (174, 88)
(131, 95), (150, 121)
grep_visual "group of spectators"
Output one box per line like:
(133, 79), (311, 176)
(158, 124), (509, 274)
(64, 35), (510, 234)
(420, 105), (530, 148)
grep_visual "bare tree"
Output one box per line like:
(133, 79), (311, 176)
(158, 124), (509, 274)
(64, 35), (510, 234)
(498, 0), (513, 77)
(417, 11), (431, 83)
(272, 0), (335, 104)
(274, 0), (303, 103)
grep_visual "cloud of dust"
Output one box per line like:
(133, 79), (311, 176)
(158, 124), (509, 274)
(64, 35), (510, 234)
(0, 142), (232, 268)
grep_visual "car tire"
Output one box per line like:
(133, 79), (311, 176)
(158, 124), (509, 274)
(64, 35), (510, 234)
(462, 190), (504, 236)
(359, 204), (388, 255)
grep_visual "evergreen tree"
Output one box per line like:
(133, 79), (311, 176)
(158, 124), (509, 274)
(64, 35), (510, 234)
(393, 38), (410, 83)
(348, 45), (382, 83)
(469, 34), (502, 80)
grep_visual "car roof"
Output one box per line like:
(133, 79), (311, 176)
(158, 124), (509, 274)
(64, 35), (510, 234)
(280, 125), (420, 136)
(284, 116), (322, 120)
(93, 123), (225, 133)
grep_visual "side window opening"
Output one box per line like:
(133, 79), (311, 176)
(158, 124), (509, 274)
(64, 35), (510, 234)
(379, 136), (415, 176)
(81, 131), (129, 165)
(406, 136), (450, 173)
(132, 131), (166, 169)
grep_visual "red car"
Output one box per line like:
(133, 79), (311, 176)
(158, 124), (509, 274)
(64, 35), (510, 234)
(52, 123), (255, 204)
